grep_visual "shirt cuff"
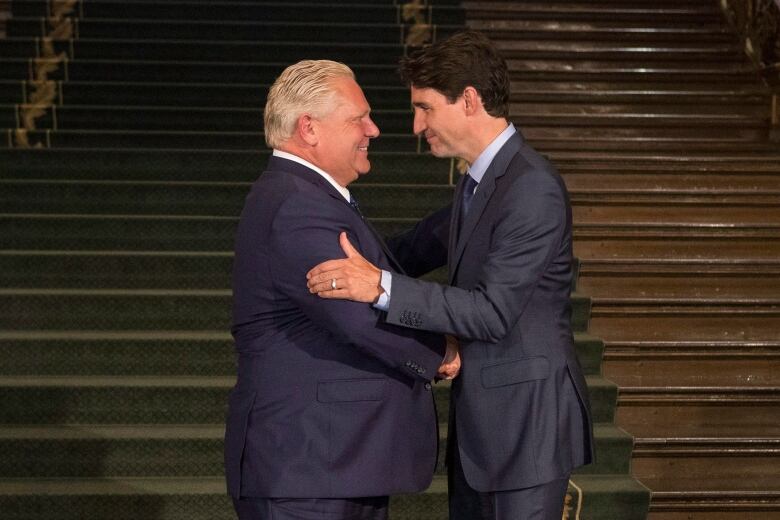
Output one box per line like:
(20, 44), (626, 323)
(373, 270), (392, 311)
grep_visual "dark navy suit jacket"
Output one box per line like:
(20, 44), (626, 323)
(226, 156), (445, 499)
(385, 132), (595, 492)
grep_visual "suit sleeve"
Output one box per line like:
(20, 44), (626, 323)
(385, 171), (568, 343)
(268, 192), (446, 381)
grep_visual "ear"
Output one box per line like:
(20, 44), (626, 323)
(296, 114), (319, 146)
(462, 86), (482, 116)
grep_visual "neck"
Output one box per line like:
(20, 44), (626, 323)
(462, 117), (509, 164)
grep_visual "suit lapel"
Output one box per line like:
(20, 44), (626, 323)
(360, 215), (406, 274)
(270, 156), (406, 274)
(449, 133), (525, 282)
(447, 176), (466, 279)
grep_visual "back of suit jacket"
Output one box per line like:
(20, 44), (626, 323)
(385, 133), (595, 492)
(227, 156), (445, 499)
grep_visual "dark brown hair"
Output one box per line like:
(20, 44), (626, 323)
(398, 30), (510, 118)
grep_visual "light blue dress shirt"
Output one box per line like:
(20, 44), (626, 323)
(374, 123), (517, 311)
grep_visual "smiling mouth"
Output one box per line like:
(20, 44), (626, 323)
(358, 146), (368, 152)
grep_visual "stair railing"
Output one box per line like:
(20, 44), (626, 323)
(721, 0), (780, 139)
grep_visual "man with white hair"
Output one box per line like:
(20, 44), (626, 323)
(225, 60), (459, 520)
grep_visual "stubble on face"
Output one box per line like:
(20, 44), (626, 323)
(410, 86), (464, 160)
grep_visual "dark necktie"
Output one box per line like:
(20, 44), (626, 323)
(349, 196), (363, 218)
(347, 194), (404, 273)
(461, 173), (479, 220)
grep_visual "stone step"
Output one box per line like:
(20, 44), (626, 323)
(648, 490), (780, 519)
(510, 81), (769, 102)
(632, 437), (780, 490)
(0, 473), (651, 520)
(552, 152), (780, 172)
(573, 223), (780, 260)
(467, 19), (735, 43)
(603, 340), (780, 387)
(464, 2), (722, 24)
(576, 259), (780, 298)
(589, 297), (780, 341)
(616, 386), (780, 437)
(533, 138), (775, 152)
(506, 61), (757, 82)
(570, 190), (780, 225)
(496, 40), (746, 62)
(562, 170), (780, 191)
(512, 102), (766, 117)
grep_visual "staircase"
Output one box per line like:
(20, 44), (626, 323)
(465, 0), (780, 518)
(0, 0), (776, 519)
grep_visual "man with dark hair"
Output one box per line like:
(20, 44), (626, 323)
(307, 31), (594, 520)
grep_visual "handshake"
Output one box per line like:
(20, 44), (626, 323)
(437, 334), (461, 381)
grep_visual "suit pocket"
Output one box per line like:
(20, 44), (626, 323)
(317, 378), (386, 403)
(480, 356), (550, 388)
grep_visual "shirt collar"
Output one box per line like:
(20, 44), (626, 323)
(467, 123), (516, 184)
(273, 149), (351, 202)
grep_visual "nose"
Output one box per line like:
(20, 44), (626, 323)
(412, 110), (426, 136)
(364, 116), (380, 138)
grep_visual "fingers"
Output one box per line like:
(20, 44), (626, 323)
(339, 232), (360, 258)
(308, 276), (340, 294)
(306, 259), (349, 281)
(315, 288), (352, 300)
(437, 365), (459, 380)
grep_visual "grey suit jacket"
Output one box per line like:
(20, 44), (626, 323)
(385, 132), (595, 492)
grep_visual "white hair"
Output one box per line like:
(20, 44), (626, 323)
(264, 60), (355, 148)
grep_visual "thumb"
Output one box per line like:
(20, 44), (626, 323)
(339, 232), (360, 258)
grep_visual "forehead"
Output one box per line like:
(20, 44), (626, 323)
(330, 77), (369, 114)
(410, 86), (448, 106)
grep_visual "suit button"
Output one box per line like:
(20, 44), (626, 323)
(424, 383), (432, 390)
